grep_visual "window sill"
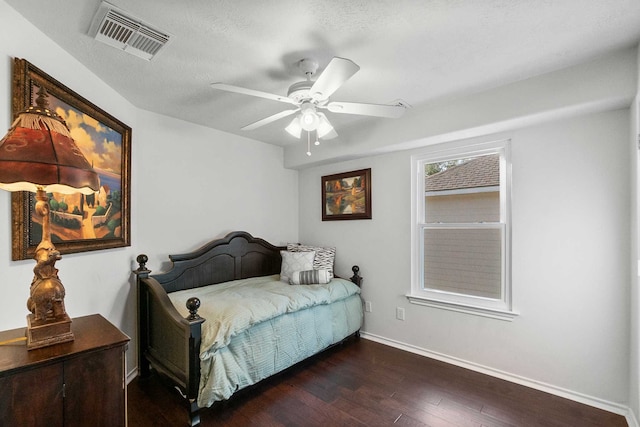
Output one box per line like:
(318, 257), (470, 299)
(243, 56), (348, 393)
(406, 294), (519, 321)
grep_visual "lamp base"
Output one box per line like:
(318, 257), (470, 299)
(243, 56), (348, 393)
(26, 313), (74, 350)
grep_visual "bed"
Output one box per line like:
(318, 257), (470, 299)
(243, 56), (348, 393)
(133, 231), (363, 426)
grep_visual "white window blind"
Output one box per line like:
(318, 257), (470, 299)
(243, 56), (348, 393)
(422, 225), (503, 299)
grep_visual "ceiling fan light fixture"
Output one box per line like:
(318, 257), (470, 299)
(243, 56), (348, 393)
(316, 112), (334, 139)
(322, 128), (338, 140)
(300, 111), (318, 131)
(285, 115), (302, 138)
(299, 102), (319, 132)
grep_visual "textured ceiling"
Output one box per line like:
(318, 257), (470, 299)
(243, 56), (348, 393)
(5, 0), (640, 147)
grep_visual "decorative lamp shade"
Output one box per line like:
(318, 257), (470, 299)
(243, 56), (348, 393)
(0, 89), (99, 195)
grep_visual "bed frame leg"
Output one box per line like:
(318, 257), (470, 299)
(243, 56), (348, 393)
(138, 357), (151, 379)
(188, 399), (201, 426)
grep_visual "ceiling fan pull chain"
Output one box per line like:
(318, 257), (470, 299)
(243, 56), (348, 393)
(306, 131), (312, 156)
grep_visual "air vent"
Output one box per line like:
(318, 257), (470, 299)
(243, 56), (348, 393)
(89, 2), (172, 61)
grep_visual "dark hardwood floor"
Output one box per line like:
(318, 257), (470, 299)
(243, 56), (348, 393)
(127, 338), (627, 427)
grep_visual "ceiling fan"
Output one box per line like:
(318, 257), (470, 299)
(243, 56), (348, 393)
(211, 57), (407, 155)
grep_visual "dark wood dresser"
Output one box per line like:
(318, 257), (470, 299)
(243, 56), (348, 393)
(0, 314), (129, 427)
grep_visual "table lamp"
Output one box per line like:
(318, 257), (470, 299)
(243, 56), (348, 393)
(0, 86), (99, 349)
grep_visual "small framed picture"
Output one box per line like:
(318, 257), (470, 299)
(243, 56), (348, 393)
(322, 168), (372, 221)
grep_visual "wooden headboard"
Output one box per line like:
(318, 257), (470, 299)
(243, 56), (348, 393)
(145, 231), (286, 293)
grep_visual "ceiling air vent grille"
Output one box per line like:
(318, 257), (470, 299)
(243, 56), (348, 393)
(89, 2), (171, 61)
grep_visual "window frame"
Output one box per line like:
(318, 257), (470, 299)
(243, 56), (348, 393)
(409, 138), (517, 321)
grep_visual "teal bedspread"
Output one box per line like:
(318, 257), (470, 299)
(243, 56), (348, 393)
(168, 275), (363, 407)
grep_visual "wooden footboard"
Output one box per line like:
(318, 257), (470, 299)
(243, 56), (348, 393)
(133, 231), (362, 426)
(134, 257), (204, 425)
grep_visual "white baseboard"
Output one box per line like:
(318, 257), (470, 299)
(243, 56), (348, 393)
(126, 367), (138, 385)
(360, 331), (632, 419)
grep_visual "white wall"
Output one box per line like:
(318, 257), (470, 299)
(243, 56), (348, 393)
(0, 0), (299, 376)
(134, 110), (298, 270)
(299, 110), (632, 411)
(630, 48), (640, 426)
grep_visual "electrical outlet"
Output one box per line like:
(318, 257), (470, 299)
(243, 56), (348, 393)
(365, 301), (372, 312)
(396, 307), (405, 321)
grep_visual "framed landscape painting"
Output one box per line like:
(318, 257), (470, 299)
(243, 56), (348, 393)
(10, 58), (131, 260)
(322, 168), (372, 221)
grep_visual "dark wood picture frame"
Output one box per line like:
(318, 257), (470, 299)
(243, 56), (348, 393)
(322, 168), (372, 221)
(10, 58), (131, 260)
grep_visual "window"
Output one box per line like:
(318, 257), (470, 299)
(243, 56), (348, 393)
(409, 139), (516, 320)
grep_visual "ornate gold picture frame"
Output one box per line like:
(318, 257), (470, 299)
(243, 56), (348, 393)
(10, 58), (131, 260)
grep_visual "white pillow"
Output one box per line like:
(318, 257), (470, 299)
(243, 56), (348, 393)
(289, 269), (332, 285)
(280, 250), (315, 283)
(287, 243), (335, 278)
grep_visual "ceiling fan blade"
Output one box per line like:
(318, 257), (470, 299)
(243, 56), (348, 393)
(211, 83), (297, 105)
(241, 109), (299, 131)
(309, 57), (360, 101)
(326, 101), (406, 118)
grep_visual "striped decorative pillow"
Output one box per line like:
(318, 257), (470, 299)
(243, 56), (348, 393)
(287, 243), (335, 278)
(289, 269), (332, 285)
